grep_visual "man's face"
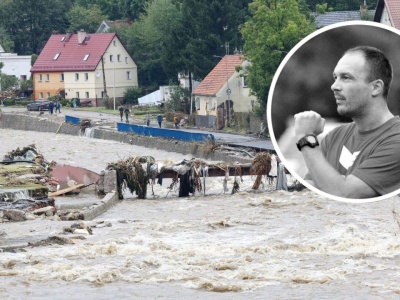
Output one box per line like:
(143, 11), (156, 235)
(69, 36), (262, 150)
(331, 52), (372, 119)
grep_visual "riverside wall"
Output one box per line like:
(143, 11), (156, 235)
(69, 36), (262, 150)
(0, 112), (252, 164)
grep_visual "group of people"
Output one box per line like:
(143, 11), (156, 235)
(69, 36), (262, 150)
(118, 105), (131, 123)
(118, 106), (186, 129)
(48, 100), (61, 115)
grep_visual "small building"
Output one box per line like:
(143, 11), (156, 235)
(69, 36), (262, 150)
(96, 20), (132, 33)
(314, 3), (374, 28)
(374, 0), (400, 29)
(0, 44), (31, 83)
(30, 30), (138, 106)
(192, 54), (256, 129)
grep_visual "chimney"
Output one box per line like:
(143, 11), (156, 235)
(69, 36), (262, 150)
(77, 29), (86, 44)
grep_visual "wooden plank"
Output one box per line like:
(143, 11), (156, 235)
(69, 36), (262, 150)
(48, 184), (86, 197)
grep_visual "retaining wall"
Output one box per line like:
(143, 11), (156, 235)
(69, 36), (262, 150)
(0, 112), (252, 164)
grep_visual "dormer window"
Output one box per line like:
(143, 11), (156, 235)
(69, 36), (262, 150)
(83, 54), (90, 61)
(53, 53), (60, 60)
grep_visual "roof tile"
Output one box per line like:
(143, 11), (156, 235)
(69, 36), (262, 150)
(31, 32), (116, 72)
(385, 0), (400, 29)
(193, 55), (244, 96)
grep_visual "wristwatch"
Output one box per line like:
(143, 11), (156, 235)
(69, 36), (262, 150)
(296, 134), (319, 151)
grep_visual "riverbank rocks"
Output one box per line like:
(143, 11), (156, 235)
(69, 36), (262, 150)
(63, 222), (93, 235)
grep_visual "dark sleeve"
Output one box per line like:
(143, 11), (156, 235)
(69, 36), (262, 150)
(352, 139), (400, 195)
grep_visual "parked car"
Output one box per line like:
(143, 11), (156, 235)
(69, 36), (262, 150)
(27, 100), (51, 111)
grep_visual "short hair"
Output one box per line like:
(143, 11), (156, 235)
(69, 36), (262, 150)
(344, 46), (393, 98)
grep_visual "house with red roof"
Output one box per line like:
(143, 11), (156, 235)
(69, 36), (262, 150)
(374, 0), (400, 29)
(31, 30), (138, 106)
(192, 54), (256, 129)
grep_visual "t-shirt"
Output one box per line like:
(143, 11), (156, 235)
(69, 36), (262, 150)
(320, 116), (400, 195)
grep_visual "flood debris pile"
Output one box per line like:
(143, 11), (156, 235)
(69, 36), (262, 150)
(251, 152), (272, 189)
(80, 118), (91, 135)
(0, 145), (59, 195)
(1, 198), (59, 222)
(106, 152), (273, 199)
(107, 156), (156, 199)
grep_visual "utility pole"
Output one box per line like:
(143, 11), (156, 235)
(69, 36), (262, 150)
(225, 42), (231, 127)
(101, 55), (107, 98)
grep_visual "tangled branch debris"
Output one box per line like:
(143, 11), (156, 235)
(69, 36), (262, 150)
(80, 118), (92, 135)
(107, 156), (155, 199)
(251, 152), (271, 190)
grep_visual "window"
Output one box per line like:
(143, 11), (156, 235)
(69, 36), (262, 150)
(53, 53), (60, 60)
(195, 97), (200, 110)
(125, 57), (128, 64)
(45, 74), (49, 82)
(75, 73), (79, 81)
(38, 74), (42, 82)
(76, 92), (80, 98)
(83, 54), (90, 61)
(126, 71), (132, 80)
(110, 54), (113, 62)
(61, 37), (65, 42)
(208, 97), (213, 109)
(39, 92), (43, 99)
(242, 75), (248, 88)
(85, 92), (89, 98)
(117, 54), (121, 62)
(84, 73), (89, 81)
(60, 73), (64, 82)
(113, 40), (116, 46)
(46, 92), (50, 99)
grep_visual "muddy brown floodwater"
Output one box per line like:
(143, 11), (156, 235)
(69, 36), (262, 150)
(1, 128), (400, 300)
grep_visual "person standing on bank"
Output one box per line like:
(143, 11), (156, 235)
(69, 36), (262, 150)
(157, 114), (163, 128)
(119, 105), (124, 122)
(55, 100), (61, 114)
(124, 106), (130, 123)
(48, 101), (54, 115)
(145, 112), (150, 126)
(294, 46), (400, 199)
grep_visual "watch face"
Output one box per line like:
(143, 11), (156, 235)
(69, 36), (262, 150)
(306, 135), (317, 143)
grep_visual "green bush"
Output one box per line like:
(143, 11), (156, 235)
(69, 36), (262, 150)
(2, 98), (15, 106)
(70, 98), (80, 107)
(102, 97), (122, 109)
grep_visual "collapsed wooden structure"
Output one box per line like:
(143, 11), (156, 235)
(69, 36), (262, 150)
(107, 152), (272, 199)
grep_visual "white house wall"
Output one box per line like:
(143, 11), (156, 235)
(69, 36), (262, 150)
(379, 6), (392, 27)
(0, 53), (32, 81)
(197, 73), (255, 116)
(64, 38), (138, 101)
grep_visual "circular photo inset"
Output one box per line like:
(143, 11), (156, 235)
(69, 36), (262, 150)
(267, 21), (400, 203)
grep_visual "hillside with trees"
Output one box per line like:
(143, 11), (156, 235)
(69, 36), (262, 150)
(0, 0), (377, 113)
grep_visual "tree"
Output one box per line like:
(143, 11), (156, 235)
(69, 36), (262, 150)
(179, 0), (251, 81)
(0, 73), (18, 91)
(96, 0), (149, 21)
(165, 83), (190, 113)
(241, 0), (314, 113)
(124, 0), (184, 88)
(0, 0), (72, 54)
(66, 4), (107, 33)
(124, 87), (143, 105)
(0, 27), (14, 52)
